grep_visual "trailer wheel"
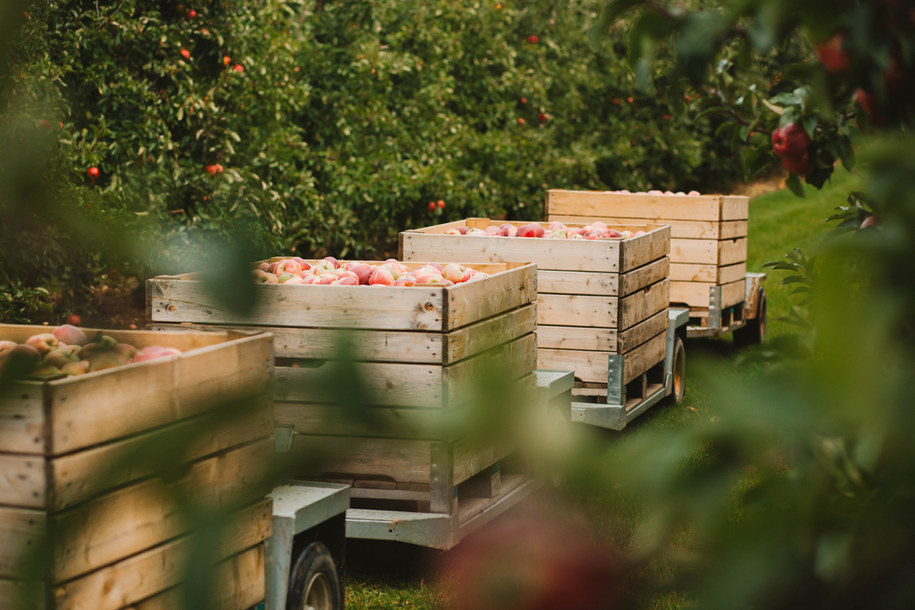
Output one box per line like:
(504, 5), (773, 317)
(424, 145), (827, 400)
(671, 336), (686, 404)
(734, 289), (766, 346)
(287, 541), (341, 610)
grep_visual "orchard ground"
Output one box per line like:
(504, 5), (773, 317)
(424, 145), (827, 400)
(342, 168), (862, 609)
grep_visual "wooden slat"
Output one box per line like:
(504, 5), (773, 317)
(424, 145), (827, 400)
(289, 436), (433, 485)
(719, 237), (748, 265)
(722, 279), (746, 308)
(452, 435), (513, 488)
(720, 220), (748, 239)
(52, 506), (269, 610)
(0, 383), (46, 455)
(444, 303), (536, 364)
(0, 507), (45, 578)
(671, 279), (746, 309)
(0, 578), (45, 610)
(718, 262), (747, 285)
(670, 262), (719, 283)
(537, 294), (617, 328)
(125, 543), (266, 610)
(274, 402), (443, 440)
(619, 257), (670, 296)
(547, 214), (724, 239)
(400, 230), (623, 272)
(444, 333), (537, 406)
(617, 309), (669, 353)
(618, 279), (669, 329)
(721, 195), (750, 220)
(621, 331), (668, 383)
(0, 324), (234, 352)
(0, 454), (46, 509)
(148, 278), (446, 331)
(48, 393), (272, 511)
(275, 362), (444, 408)
(45, 334), (273, 456)
(537, 270), (618, 296)
(670, 238), (719, 265)
(620, 225), (670, 271)
(546, 189), (725, 221)
(152, 323), (447, 364)
(443, 264), (537, 331)
(51, 439), (272, 582)
(536, 326), (617, 352)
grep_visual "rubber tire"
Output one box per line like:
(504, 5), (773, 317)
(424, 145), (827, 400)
(734, 289), (767, 347)
(287, 541), (342, 610)
(671, 336), (686, 405)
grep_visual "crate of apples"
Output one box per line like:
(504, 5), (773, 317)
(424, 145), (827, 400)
(444, 220), (646, 240)
(253, 256), (488, 287)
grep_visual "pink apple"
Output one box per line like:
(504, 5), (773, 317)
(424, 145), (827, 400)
(255, 270), (278, 283)
(332, 275), (359, 285)
(345, 262), (374, 284)
(566, 227), (585, 237)
(51, 324), (89, 345)
(277, 272), (296, 283)
(393, 276), (417, 286)
(291, 257), (311, 271)
(311, 260), (336, 275)
(466, 227), (486, 235)
(445, 228), (463, 235)
(483, 226), (502, 236)
(548, 230), (567, 239)
(456, 226), (469, 235)
(428, 262), (444, 273)
(0, 340), (17, 356)
(25, 333), (59, 355)
(112, 343), (138, 364)
(688, 190), (700, 196)
(499, 223), (515, 236)
(547, 220), (566, 232)
(605, 229), (623, 238)
(324, 256), (340, 269)
(516, 224), (537, 238)
(592, 221), (608, 232)
(316, 274), (336, 285)
(283, 275), (306, 284)
(369, 268), (395, 286)
(257, 261), (270, 271)
(442, 263), (464, 283)
(274, 259), (303, 275)
(582, 230), (601, 240)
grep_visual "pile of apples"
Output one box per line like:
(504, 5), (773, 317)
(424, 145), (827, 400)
(0, 325), (182, 379)
(254, 257), (489, 287)
(445, 220), (648, 241)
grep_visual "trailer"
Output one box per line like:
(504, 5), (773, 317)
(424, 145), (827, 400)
(544, 189), (766, 346)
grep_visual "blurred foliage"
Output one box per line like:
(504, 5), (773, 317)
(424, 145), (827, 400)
(1, 0), (766, 325)
(575, 1), (915, 608)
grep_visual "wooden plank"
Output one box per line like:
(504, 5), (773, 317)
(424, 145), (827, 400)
(126, 543), (266, 610)
(617, 309), (669, 353)
(444, 264), (537, 331)
(537, 294), (617, 328)
(0, 383), (46, 455)
(546, 189), (725, 221)
(537, 270), (618, 296)
(618, 279), (669, 329)
(720, 220), (748, 239)
(48, 393), (272, 511)
(52, 508), (269, 610)
(51, 439), (272, 582)
(718, 262), (747, 285)
(152, 322), (447, 364)
(444, 334), (537, 406)
(0, 324), (234, 352)
(670, 238), (719, 265)
(547, 214), (724, 239)
(400, 230), (623, 272)
(670, 262), (719, 283)
(536, 326), (617, 352)
(148, 277), (446, 331)
(0, 454), (46, 509)
(619, 257), (670, 296)
(275, 362), (445, 408)
(722, 279), (746, 308)
(721, 195), (750, 220)
(444, 303), (536, 364)
(0, 507), (45, 579)
(274, 402), (443, 440)
(719, 237), (748, 265)
(0, 578), (45, 610)
(288, 436), (433, 485)
(452, 436), (513, 488)
(621, 331), (667, 383)
(45, 334), (273, 456)
(619, 225), (670, 271)
(670, 281), (715, 308)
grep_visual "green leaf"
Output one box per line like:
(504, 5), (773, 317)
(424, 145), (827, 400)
(786, 173), (805, 197)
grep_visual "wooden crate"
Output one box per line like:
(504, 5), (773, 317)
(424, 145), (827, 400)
(148, 260), (538, 515)
(0, 325), (275, 610)
(399, 219), (671, 388)
(545, 189), (749, 313)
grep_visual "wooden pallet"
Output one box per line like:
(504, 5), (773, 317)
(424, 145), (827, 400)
(148, 260), (539, 516)
(0, 325), (275, 610)
(546, 189), (749, 311)
(399, 218), (671, 387)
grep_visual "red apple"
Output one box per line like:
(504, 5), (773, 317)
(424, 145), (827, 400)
(52, 324), (88, 346)
(771, 123), (809, 159)
(369, 268), (395, 286)
(816, 32), (849, 73)
(87, 166), (100, 179)
(26, 333), (59, 355)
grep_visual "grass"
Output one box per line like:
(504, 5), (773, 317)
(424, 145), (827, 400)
(343, 170), (862, 609)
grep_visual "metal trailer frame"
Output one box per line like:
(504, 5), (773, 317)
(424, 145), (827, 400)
(686, 272), (766, 339)
(569, 307), (689, 430)
(265, 482), (350, 610)
(343, 370), (575, 550)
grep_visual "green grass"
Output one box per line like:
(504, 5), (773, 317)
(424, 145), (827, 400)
(343, 172), (861, 609)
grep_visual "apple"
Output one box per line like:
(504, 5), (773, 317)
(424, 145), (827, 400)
(332, 275), (359, 285)
(771, 124), (809, 159)
(780, 151), (812, 175)
(61, 360), (91, 376)
(466, 227), (486, 235)
(25, 333), (59, 355)
(393, 276), (417, 286)
(369, 268), (394, 286)
(274, 259), (304, 275)
(43, 348), (80, 369)
(111, 343), (138, 364)
(132, 346), (182, 363)
(860, 214), (879, 229)
(456, 226), (469, 235)
(442, 263), (464, 283)
(85, 350), (121, 372)
(324, 256), (341, 269)
(445, 228), (463, 235)
(483, 226), (502, 236)
(0, 340), (17, 356)
(345, 262), (374, 285)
